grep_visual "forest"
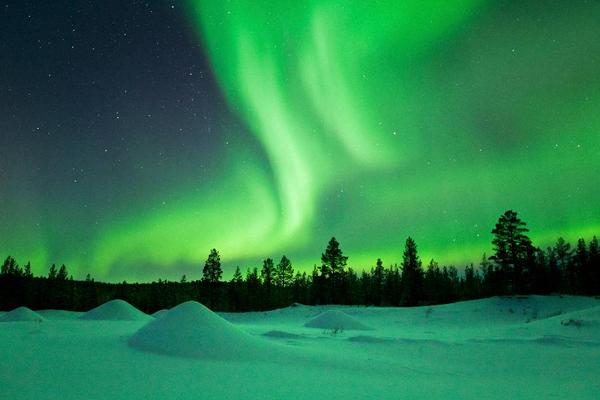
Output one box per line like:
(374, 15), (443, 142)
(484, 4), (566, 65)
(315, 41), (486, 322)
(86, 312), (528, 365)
(1, 210), (599, 313)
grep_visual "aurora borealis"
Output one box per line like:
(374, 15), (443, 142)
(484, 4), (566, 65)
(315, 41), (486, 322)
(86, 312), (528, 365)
(1, 1), (599, 281)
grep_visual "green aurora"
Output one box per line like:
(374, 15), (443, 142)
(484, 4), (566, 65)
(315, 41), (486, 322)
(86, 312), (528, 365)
(2, 0), (599, 281)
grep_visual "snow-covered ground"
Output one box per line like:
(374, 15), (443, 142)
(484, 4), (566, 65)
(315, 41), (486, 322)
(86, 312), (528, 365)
(1, 295), (599, 399)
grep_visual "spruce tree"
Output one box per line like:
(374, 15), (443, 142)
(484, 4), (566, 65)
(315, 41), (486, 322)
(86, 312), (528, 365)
(1, 256), (19, 276)
(490, 210), (533, 294)
(202, 249), (222, 283)
(401, 237), (423, 306)
(372, 258), (384, 305)
(57, 264), (69, 280)
(321, 237), (348, 304)
(261, 258), (274, 308)
(275, 255), (294, 288)
(231, 267), (243, 283)
(48, 264), (58, 280)
(23, 262), (32, 278)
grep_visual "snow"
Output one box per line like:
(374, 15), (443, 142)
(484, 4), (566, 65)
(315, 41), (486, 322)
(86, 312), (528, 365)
(151, 309), (169, 318)
(0, 306), (45, 323)
(79, 299), (152, 321)
(37, 309), (83, 320)
(129, 301), (278, 360)
(1, 295), (599, 399)
(304, 309), (372, 331)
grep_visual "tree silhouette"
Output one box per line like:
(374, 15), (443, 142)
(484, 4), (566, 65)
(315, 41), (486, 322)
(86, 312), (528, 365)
(372, 258), (384, 305)
(321, 237), (348, 304)
(261, 258), (274, 309)
(48, 264), (58, 280)
(57, 264), (69, 280)
(275, 255), (294, 288)
(401, 237), (423, 306)
(23, 262), (32, 278)
(1, 256), (21, 276)
(490, 210), (533, 294)
(202, 249), (222, 284)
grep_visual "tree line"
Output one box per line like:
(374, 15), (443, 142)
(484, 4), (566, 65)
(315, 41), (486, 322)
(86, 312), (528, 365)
(1, 210), (599, 313)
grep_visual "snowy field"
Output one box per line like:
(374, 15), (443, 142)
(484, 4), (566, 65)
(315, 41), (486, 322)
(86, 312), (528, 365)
(1, 295), (599, 400)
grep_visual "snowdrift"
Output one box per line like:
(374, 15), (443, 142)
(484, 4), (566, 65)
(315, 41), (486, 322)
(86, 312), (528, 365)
(37, 310), (83, 320)
(129, 301), (268, 360)
(151, 309), (168, 318)
(0, 306), (45, 322)
(80, 299), (151, 321)
(304, 310), (372, 331)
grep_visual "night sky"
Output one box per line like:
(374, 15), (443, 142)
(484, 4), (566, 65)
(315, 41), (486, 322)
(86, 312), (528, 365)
(2, 0), (599, 282)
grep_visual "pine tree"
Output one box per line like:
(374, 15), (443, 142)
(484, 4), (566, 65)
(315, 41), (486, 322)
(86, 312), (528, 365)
(23, 262), (32, 278)
(490, 210), (533, 294)
(321, 237), (348, 304)
(372, 258), (384, 305)
(261, 258), (274, 288)
(261, 258), (275, 308)
(48, 264), (58, 280)
(1, 256), (20, 276)
(232, 267), (243, 282)
(57, 264), (69, 280)
(202, 249), (222, 283)
(401, 237), (423, 306)
(274, 255), (294, 288)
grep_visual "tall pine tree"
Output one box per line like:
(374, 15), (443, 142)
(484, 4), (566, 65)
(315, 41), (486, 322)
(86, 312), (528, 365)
(401, 237), (423, 306)
(320, 237), (348, 304)
(202, 249), (222, 283)
(490, 210), (532, 294)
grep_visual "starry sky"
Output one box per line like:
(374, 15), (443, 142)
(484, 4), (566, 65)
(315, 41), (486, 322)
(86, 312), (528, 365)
(1, 0), (599, 282)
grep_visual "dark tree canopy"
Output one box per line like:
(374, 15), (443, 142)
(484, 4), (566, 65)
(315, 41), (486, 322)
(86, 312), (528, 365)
(321, 237), (348, 303)
(490, 210), (533, 293)
(202, 248), (222, 283)
(1, 211), (599, 312)
(275, 255), (294, 288)
(401, 237), (423, 306)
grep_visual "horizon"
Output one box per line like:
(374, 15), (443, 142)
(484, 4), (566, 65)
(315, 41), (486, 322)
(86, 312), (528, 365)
(4, 222), (598, 284)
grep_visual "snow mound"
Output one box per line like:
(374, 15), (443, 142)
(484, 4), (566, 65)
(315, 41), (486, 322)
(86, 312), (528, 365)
(558, 305), (600, 328)
(0, 307), (45, 322)
(151, 309), (168, 318)
(304, 310), (372, 331)
(128, 301), (266, 359)
(80, 299), (151, 321)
